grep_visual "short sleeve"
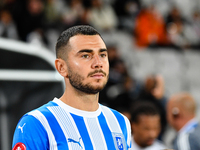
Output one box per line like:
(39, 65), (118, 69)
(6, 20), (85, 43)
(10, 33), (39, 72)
(12, 114), (49, 150)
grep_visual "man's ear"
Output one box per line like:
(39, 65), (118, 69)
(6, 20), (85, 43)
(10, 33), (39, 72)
(172, 107), (180, 119)
(55, 58), (68, 77)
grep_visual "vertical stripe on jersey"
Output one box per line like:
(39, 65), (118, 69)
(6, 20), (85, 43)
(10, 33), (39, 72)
(84, 117), (107, 150)
(28, 110), (58, 150)
(101, 106), (122, 133)
(98, 112), (116, 149)
(111, 109), (128, 143)
(48, 106), (84, 150)
(39, 107), (69, 150)
(101, 106), (131, 149)
(70, 113), (93, 150)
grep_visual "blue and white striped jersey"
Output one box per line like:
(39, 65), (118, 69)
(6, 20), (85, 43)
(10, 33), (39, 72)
(12, 98), (132, 150)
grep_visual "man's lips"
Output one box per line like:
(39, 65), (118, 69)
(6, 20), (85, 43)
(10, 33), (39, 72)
(88, 70), (106, 77)
(90, 73), (104, 78)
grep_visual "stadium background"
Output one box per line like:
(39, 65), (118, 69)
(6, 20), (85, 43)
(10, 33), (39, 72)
(0, 0), (200, 149)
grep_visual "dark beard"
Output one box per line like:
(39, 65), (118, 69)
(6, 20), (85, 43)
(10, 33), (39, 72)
(68, 69), (108, 94)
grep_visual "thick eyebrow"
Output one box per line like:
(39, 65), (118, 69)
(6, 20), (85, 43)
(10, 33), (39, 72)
(77, 48), (107, 54)
(100, 48), (107, 53)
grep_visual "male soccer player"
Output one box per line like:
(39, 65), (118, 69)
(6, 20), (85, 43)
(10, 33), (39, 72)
(12, 25), (132, 150)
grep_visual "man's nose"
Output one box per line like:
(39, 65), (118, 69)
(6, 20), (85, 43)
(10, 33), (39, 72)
(92, 55), (103, 69)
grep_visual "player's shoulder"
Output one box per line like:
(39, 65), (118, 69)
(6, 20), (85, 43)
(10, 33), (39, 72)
(13, 111), (49, 150)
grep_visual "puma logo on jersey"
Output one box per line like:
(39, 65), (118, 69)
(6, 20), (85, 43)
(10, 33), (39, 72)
(18, 123), (26, 133)
(68, 137), (82, 149)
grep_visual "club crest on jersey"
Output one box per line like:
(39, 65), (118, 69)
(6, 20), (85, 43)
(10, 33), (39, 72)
(12, 142), (26, 150)
(112, 133), (126, 150)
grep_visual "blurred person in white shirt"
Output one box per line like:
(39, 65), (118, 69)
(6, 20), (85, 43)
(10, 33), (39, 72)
(130, 101), (168, 150)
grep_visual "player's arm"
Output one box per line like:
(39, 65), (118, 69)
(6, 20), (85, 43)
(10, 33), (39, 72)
(12, 114), (49, 150)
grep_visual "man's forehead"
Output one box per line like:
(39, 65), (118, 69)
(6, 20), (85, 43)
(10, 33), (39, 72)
(69, 34), (106, 48)
(138, 114), (160, 122)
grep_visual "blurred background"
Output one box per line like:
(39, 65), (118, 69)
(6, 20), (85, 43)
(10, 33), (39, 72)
(0, 0), (200, 149)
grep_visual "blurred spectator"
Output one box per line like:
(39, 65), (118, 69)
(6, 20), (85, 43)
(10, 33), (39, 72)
(113, 0), (141, 32)
(107, 44), (120, 68)
(1, 0), (199, 52)
(134, 5), (169, 48)
(99, 59), (129, 107)
(167, 92), (200, 150)
(44, 0), (63, 30)
(99, 45), (129, 107)
(165, 6), (186, 25)
(42, 0), (66, 51)
(111, 75), (141, 110)
(136, 74), (167, 140)
(104, 45), (127, 86)
(109, 59), (129, 84)
(14, 0), (47, 47)
(0, 7), (18, 39)
(61, 0), (89, 30)
(2, 0), (25, 30)
(87, 0), (118, 31)
(166, 20), (187, 49)
(184, 10), (200, 49)
(165, 7), (200, 50)
(0, 0), (17, 13)
(130, 101), (167, 150)
(165, 6), (190, 49)
(147, 74), (165, 101)
(138, 74), (167, 108)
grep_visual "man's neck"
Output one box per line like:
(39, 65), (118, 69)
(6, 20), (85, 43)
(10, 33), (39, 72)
(59, 88), (99, 111)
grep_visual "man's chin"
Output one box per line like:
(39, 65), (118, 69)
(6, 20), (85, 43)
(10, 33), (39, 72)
(140, 143), (153, 148)
(79, 85), (104, 94)
(145, 140), (154, 146)
(73, 81), (107, 94)
(90, 82), (107, 90)
(89, 87), (104, 94)
(140, 139), (154, 148)
(84, 89), (102, 95)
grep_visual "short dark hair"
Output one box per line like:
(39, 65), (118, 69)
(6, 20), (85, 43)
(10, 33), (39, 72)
(131, 101), (160, 123)
(56, 25), (101, 59)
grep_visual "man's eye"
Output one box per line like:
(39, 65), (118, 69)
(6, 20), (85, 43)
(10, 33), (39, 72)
(82, 55), (89, 58)
(100, 54), (106, 57)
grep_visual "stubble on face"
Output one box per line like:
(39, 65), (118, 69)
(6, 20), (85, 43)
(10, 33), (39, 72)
(67, 65), (109, 94)
(65, 34), (109, 94)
